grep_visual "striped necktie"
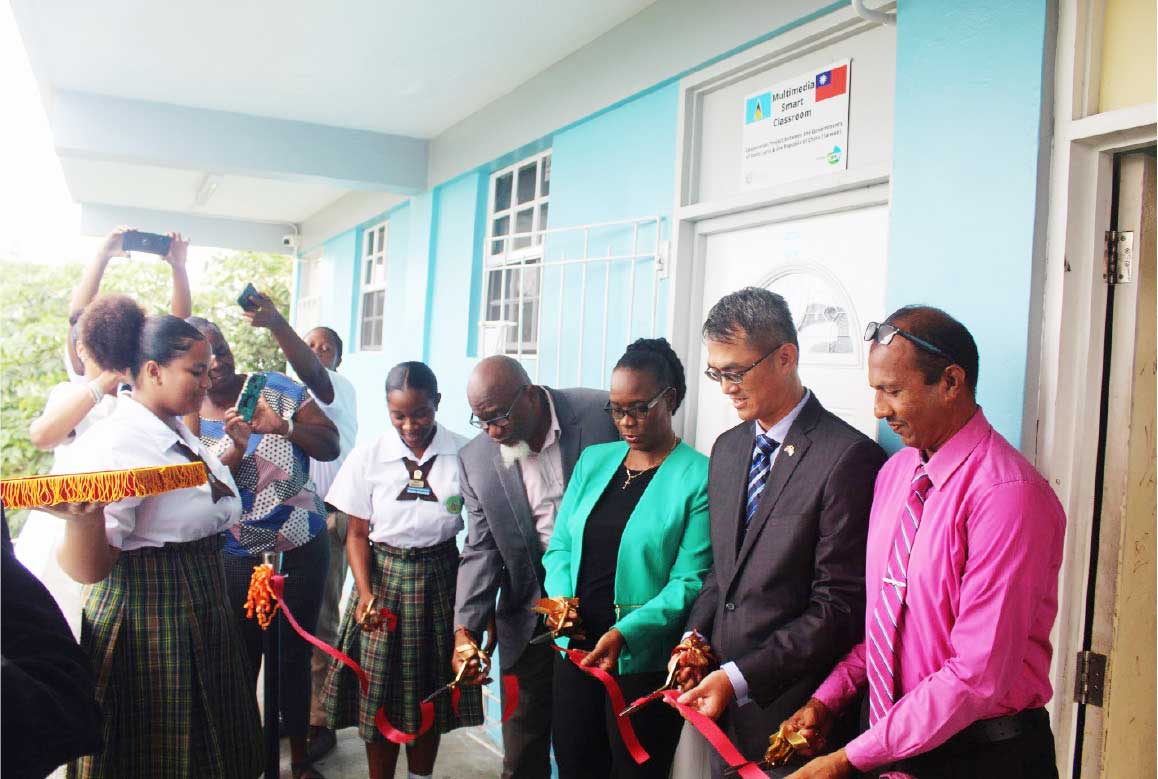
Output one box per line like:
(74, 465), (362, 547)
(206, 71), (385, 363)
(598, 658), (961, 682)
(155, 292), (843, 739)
(866, 463), (933, 725)
(745, 433), (779, 525)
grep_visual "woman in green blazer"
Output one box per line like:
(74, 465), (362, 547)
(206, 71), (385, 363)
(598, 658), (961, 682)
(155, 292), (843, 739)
(543, 337), (711, 779)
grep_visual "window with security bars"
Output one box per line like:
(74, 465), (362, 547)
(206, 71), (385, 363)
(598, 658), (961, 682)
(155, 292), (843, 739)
(359, 221), (387, 350)
(482, 151), (550, 356)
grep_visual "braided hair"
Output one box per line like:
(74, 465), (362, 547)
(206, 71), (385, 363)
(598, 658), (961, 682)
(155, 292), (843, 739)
(613, 337), (687, 412)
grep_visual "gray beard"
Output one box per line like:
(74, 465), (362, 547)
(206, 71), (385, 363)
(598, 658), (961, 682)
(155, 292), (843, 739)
(499, 440), (532, 467)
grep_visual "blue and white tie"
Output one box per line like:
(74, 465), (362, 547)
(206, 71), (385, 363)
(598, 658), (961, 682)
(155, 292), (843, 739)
(745, 433), (779, 525)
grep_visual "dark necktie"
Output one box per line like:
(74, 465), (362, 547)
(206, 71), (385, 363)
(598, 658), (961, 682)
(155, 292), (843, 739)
(745, 433), (779, 525)
(173, 441), (236, 503)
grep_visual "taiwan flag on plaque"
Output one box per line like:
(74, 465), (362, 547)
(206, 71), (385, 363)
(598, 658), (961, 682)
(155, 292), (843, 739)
(815, 65), (848, 102)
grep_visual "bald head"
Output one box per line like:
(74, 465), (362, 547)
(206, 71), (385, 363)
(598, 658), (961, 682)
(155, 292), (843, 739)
(468, 356), (531, 400)
(467, 356), (544, 446)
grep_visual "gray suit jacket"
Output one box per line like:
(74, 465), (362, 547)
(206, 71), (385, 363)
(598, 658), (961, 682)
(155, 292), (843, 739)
(686, 392), (886, 760)
(454, 387), (619, 670)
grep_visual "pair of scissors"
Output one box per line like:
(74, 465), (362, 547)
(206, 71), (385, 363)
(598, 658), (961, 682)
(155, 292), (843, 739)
(617, 662), (679, 717)
(421, 635), (497, 705)
(722, 726), (810, 775)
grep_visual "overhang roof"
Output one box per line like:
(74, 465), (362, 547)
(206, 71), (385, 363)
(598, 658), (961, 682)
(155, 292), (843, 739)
(11, 0), (654, 250)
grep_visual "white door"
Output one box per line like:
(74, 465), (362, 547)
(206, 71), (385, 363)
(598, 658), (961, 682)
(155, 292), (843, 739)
(692, 205), (889, 451)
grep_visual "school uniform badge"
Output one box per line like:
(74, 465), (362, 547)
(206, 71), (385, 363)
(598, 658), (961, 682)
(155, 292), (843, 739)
(445, 495), (464, 514)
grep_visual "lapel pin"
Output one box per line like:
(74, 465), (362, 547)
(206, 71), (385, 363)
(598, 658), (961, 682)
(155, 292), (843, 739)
(784, 445), (796, 457)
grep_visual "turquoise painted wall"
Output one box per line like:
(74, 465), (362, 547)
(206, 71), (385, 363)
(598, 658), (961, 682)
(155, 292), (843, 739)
(425, 173), (489, 435)
(536, 82), (679, 389)
(882, 0), (1049, 451)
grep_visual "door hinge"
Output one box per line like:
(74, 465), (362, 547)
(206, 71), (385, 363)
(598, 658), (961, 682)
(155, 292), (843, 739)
(1104, 230), (1135, 284)
(1074, 650), (1107, 706)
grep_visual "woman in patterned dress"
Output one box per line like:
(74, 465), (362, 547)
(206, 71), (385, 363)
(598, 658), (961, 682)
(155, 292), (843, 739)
(54, 295), (261, 778)
(188, 316), (339, 779)
(322, 361), (483, 779)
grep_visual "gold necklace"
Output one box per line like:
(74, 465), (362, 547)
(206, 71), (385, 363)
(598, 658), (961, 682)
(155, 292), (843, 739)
(622, 437), (680, 490)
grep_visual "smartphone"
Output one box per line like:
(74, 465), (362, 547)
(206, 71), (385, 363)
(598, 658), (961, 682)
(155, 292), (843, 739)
(236, 372), (268, 423)
(121, 230), (173, 256)
(237, 283), (260, 312)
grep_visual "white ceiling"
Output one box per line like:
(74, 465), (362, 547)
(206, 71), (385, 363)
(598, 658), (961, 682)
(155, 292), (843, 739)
(15, 0), (655, 138)
(60, 158), (351, 223)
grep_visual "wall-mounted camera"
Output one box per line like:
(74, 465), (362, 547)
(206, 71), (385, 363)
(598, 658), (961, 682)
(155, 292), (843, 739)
(282, 233), (298, 249)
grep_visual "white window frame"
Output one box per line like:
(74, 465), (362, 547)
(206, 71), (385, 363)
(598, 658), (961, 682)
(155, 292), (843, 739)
(294, 250), (324, 333)
(481, 150), (551, 357)
(359, 220), (388, 351)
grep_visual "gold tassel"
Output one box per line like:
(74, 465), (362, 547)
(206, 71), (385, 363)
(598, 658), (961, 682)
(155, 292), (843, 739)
(0, 462), (208, 510)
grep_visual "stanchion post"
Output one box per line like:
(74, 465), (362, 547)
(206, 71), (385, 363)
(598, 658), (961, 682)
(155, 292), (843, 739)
(263, 551), (283, 779)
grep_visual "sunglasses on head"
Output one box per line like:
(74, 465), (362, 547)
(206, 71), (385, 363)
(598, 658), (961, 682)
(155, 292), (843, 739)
(864, 322), (958, 364)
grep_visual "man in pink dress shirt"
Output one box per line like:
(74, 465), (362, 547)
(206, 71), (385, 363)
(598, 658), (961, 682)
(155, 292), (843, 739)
(781, 306), (1065, 779)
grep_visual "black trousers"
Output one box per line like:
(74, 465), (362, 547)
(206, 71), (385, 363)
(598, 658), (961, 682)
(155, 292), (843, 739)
(501, 641), (555, 779)
(223, 532), (330, 739)
(551, 654), (683, 779)
(866, 708), (1059, 779)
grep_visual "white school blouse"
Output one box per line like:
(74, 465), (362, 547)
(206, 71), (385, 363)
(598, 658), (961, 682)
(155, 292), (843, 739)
(56, 396), (242, 551)
(325, 423), (467, 548)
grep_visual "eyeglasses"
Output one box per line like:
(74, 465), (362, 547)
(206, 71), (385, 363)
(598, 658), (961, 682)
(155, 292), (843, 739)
(604, 387), (672, 422)
(864, 322), (957, 363)
(469, 384), (528, 430)
(703, 343), (783, 386)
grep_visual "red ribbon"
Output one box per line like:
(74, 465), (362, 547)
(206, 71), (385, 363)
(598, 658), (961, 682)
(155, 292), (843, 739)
(655, 689), (766, 779)
(271, 574), (430, 744)
(268, 574), (516, 743)
(555, 645), (650, 765)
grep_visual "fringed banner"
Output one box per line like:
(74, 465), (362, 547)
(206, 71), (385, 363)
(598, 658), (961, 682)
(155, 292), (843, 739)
(245, 564), (516, 745)
(0, 462), (208, 510)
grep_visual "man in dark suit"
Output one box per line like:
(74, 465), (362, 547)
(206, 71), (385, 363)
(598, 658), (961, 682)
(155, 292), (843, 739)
(453, 355), (619, 779)
(2, 509), (102, 779)
(675, 287), (886, 777)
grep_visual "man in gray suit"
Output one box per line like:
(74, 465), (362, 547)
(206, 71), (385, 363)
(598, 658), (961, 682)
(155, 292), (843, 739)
(674, 288), (886, 777)
(453, 355), (618, 779)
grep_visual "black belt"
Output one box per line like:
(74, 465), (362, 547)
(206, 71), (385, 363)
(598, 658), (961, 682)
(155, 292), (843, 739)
(951, 706), (1048, 746)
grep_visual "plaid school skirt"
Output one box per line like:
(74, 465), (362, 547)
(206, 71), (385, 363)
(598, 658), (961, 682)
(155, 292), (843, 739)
(69, 535), (262, 779)
(322, 538), (483, 742)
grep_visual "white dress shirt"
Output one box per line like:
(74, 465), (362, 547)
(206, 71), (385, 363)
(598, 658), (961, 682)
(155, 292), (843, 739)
(56, 395), (242, 551)
(325, 423), (467, 548)
(308, 368), (359, 499)
(518, 391), (565, 551)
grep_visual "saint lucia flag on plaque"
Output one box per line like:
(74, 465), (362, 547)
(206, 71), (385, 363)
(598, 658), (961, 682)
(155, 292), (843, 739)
(745, 92), (771, 124)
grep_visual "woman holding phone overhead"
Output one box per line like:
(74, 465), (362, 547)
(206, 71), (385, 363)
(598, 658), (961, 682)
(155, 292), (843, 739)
(52, 295), (261, 778)
(542, 338), (712, 779)
(188, 313), (339, 779)
(321, 361), (482, 779)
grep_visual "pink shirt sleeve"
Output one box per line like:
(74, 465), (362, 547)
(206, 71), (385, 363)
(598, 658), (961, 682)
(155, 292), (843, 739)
(812, 642), (867, 712)
(843, 481), (1062, 770)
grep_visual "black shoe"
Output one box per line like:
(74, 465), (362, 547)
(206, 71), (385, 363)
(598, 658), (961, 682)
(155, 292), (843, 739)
(306, 726), (337, 763)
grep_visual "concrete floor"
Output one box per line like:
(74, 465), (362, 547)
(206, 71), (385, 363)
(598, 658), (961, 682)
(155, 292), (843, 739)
(277, 727), (503, 779)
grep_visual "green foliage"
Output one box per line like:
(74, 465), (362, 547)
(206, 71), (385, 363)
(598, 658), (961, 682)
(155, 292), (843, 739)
(0, 251), (293, 536)
(192, 250), (294, 372)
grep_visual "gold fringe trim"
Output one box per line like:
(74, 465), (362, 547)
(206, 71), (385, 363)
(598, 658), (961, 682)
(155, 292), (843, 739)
(0, 462), (208, 510)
